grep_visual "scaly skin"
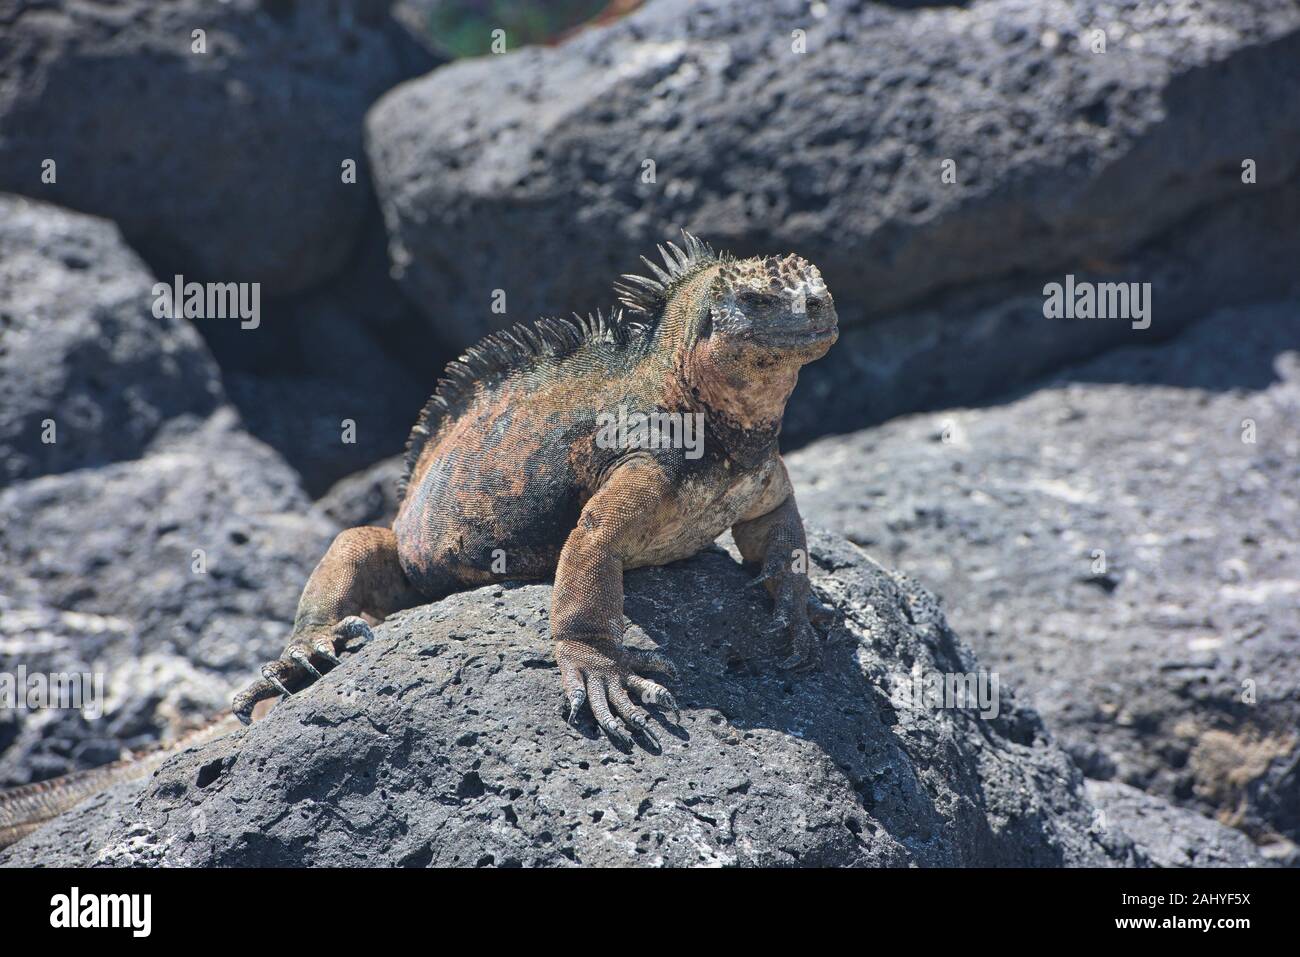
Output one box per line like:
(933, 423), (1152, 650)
(0, 714), (241, 849)
(231, 232), (840, 746)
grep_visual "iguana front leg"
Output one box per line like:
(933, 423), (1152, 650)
(231, 526), (425, 724)
(553, 459), (680, 748)
(731, 458), (835, 669)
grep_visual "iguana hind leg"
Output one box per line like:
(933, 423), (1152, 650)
(232, 526), (424, 724)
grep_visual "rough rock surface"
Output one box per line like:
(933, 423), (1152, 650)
(196, 207), (443, 495)
(0, 195), (224, 485)
(0, 411), (337, 787)
(782, 173), (1300, 445)
(368, 0), (1300, 356)
(788, 300), (1300, 851)
(1087, 781), (1273, 868)
(316, 455), (404, 529)
(1, 531), (1141, 867)
(0, 0), (437, 294)
(225, 370), (425, 498)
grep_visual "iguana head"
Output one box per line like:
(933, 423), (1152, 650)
(703, 253), (838, 356)
(616, 232), (837, 430)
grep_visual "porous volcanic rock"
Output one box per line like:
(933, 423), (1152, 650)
(2, 531), (1141, 867)
(789, 300), (1300, 850)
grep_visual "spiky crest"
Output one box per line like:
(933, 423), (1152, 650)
(612, 230), (721, 316)
(398, 230), (722, 501)
(397, 307), (645, 500)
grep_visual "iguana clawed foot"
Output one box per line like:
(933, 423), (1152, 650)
(755, 571), (837, 671)
(778, 592), (836, 671)
(557, 638), (679, 749)
(232, 616), (372, 725)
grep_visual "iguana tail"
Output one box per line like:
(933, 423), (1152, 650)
(0, 711), (242, 849)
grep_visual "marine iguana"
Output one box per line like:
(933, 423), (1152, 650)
(0, 231), (837, 845)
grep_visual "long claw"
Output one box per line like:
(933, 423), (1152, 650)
(599, 719), (631, 748)
(626, 674), (680, 724)
(588, 677), (630, 746)
(567, 689), (587, 727)
(807, 594), (836, 628)
(628, 715), (660, 749)
(660, 691), (681, 723)
(556, 640), (680, 750)
(232, 690), (258, 725)
(261, 667), (292, 697)
(313, 642), (341, 666)
(607, 680), (660, 749)
(232, 676), (283, 726)
(289, 649), (322, 679)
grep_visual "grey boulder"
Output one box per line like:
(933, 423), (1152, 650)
(1087, 781), (1275, 868)
(367, 0), (1300, 369)
(2, 531), (1139, 867)
(0, 195), (224, 485)
(788, 299), (1300, 850)
(0, 410), (337, 787)
(0, 0), (437, 294)
(781, 172), (1300, 445)
(198, 210), (443, 495)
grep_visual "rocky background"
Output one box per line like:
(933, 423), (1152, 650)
(0, 0), (1296, 867)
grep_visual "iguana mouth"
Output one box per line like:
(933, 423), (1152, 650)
(754, 325), (838, 347)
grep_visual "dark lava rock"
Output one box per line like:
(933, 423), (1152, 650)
(0, 195), (224, 485)
(0, 0), (438, 294)
(198, 207), (444, 496)
(0, 410), (337, 787)
(316, 455), (404, 528)
(781, 172), (1300, 445)
(1087, 781), (1275, 868)
(367, 0), (1300, 366)
(1, 531), (1141, 867)
(788, 299), (1300, 851)
(224, 369), (424, 498)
